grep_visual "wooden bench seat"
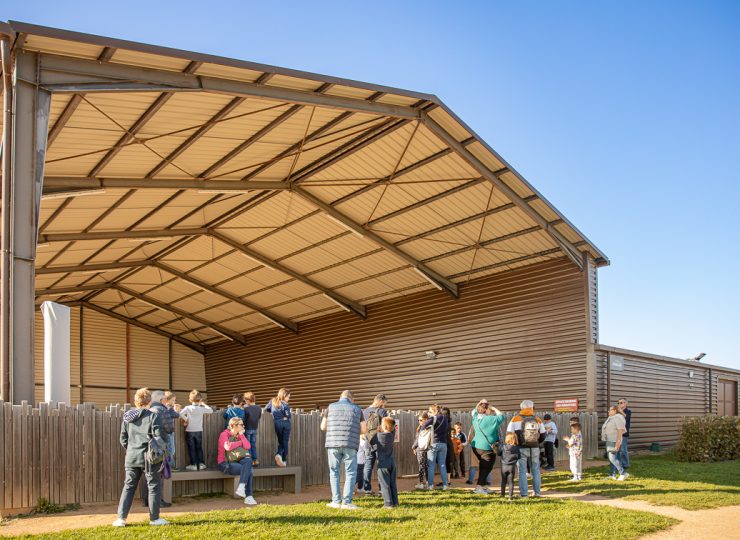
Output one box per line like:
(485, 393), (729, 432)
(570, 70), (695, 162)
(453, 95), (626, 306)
(163, 466), (301, 501)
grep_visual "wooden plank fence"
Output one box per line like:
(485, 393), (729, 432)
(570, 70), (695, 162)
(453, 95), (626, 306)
(0, 400), (597, 513)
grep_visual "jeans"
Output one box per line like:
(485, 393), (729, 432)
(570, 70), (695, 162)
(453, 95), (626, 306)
(327, 447), (358, 504)
(378, 465), (399, 507)
(607, 442), (624, 476)
(518, 446), (541, 497)
(618, 436), (629, 469)
(168, 433), (176, 463)
(427, 442), (448, 487)
(467, 466), (493, 485)
(118, 467), (160, 521)
(501, 464), (516, 497)
(472, 447), (496, 487)
(570, 454), (582, 478)
(362, 448), (376, 491)
(274, 419), (291, 462)
(544, 441), (555, 468)
(245, 429), (258, 461)
(186, 431), (204, 467)
(218, 457), (253, 496)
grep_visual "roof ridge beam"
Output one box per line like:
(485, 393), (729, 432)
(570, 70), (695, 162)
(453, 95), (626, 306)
(113, 284), (247, 345)
(420, 111), (585, 271)
(151, 261), (298, 333)
(39, 227), (207, 243)
(38, 53), (422, 119)
(77, 301), (205, 354)
(208, 229), (367, 319)
(42, 177), (289, 194)
(290, 187), (459, 298)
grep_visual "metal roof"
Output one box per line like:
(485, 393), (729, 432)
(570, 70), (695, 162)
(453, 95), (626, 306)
(1, 20), (608, 351)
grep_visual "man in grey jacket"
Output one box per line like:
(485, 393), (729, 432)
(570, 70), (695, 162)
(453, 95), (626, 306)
(113, 388), (168, 528)
(321, 390), (366, 510)
(140, 390), (173, 508)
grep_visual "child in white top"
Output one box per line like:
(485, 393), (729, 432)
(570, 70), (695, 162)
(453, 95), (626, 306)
(563, 422), (583, 481)
(180, 389), (213, 470)
(356, 436), (368, 493)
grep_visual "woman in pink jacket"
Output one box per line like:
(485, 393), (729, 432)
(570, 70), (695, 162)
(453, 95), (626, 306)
(218, 417), (256, 505)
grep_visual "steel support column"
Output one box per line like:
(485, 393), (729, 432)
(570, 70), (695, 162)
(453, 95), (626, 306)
(0, 48), (51, 403)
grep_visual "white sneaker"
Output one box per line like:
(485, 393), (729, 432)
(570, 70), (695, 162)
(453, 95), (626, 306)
(112, 518), (126, 527)
(244, 496), (257, 506)
(150, 518), (170, 526)
(235, 484), (246, 498)
(199, 463), (207, 470)
(326, 501), (342, 508)
(526, 473), (532, 479)
(414, 483), (426, 490)
(617, 473), (629, 481)
(185, 464), (198, 471)
(473, 486), (488, 495)
(341, 503), (359, 510)
(608, 475), (617, 480)
(442, 485), (449, 491)
(568, 477), (578, 482)
(275, 454), (284, 467)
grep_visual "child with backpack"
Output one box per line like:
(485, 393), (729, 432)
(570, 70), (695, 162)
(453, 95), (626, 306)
(498, 431), (520, 499)
(180, 390), (213, 471)
(412, 412), (430, 490)
(374, 417), (399, 508)
(563, 422), (583, 481)
(223, 394), (245, 429)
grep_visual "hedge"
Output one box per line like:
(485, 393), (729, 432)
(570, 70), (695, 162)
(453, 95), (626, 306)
(675, 415), (740, 462)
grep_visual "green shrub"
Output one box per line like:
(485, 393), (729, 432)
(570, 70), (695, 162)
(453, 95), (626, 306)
(675, 415), (740, 462)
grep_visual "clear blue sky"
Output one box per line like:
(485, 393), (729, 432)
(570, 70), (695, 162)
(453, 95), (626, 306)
(7, 1), (740, 368)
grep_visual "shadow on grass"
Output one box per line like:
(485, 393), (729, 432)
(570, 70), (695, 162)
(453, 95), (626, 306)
(174, 514), (415, 527)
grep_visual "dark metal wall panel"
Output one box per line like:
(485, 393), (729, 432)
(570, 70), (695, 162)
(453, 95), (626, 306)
(595, 347), (740, 449)
(205, 258), (589, 412)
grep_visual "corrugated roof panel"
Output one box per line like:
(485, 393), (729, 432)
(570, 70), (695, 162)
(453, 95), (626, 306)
(193, 63), (264, 83)
(465, 141), (506, 174)
(324, 85), (377, 100)
(24, 34), (103, 59)
(48, 94), (74, 127)
(109, 48), (193, 72)
(426, 108), (472, 143)
(265, 74), (325, 92)
(499, 171), (536, 199)
(375, 94), (423, 107)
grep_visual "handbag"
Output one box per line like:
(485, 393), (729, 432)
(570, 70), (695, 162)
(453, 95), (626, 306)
(417, 417), (434, 451)
(226, 436), (251, 463)
(145, 415), (167, 467)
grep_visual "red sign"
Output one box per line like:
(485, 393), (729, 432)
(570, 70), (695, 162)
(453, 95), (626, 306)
(554, 399), (579, 412)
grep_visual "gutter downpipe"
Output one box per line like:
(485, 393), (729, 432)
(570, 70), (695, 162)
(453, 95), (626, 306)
(0, 34), (13, 402)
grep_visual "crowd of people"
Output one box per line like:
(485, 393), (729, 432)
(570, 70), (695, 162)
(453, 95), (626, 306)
(111, 386), (633, 526)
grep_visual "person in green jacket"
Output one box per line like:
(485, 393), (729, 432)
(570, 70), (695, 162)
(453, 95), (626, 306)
(470, 399), (505, 495)
(113, 388), (168, 528)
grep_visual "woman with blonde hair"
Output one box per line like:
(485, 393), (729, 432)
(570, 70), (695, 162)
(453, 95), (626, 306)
(217, 417), (257, 505)
(265, 388), (291, 467)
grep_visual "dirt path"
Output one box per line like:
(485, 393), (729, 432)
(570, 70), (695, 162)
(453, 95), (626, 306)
(543, 491), (740, 539)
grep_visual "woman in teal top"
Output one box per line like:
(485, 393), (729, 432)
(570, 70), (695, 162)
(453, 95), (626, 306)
(470, 399), (505, 494)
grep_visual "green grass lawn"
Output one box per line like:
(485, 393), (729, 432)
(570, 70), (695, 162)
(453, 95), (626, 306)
(543, 453), (740, 510)
(13, 490), (674, 540)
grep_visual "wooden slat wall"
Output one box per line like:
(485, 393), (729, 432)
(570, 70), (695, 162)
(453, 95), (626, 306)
(595, 347), (740, 449)
(0, 401), (598, 512)
(33, 307), (207, 407)
(206, 258), (590, 412)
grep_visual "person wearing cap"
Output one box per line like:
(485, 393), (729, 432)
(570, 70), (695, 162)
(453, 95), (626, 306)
(542, 413), (558, 471)
(360, 394), (389, 495)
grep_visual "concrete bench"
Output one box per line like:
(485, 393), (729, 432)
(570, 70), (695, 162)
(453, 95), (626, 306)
(163, 466), (301, 501)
